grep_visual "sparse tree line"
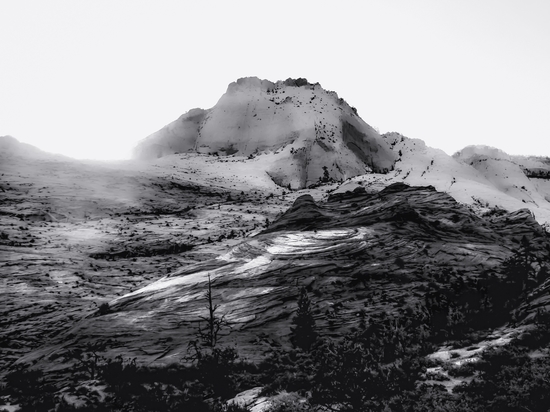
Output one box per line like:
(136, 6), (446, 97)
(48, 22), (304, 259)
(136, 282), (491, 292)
(2, 239), (550, 411)
(523, 167), (550, 180)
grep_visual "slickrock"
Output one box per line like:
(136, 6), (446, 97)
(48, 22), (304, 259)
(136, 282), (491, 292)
(19, 183), (550, 370)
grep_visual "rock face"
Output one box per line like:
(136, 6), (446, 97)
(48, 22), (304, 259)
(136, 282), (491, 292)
(20, 183), (550, 368)
(132, 108), (208, 159)
(133, 77), (397, 188)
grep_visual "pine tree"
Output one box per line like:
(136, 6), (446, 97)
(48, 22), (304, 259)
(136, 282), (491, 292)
(321, 166), (330, 183)
(290, 287), (317, 351)
(504, 236), (538, 294)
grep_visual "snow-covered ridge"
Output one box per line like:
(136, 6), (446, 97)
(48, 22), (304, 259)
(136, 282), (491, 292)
(334, 134), (550, 227)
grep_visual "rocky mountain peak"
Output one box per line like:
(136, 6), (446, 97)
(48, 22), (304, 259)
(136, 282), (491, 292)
(133, 77), (397, 189)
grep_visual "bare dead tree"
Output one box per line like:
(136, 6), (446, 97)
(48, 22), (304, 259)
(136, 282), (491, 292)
(197, 274), (227, 347)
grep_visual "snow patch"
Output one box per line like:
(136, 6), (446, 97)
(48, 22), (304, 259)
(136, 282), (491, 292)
(234, 255), (271, 274)
(266, 228), (371, 255)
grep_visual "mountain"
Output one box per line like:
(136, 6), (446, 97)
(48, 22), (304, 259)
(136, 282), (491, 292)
(133, 77), (397, 189)
(132, 77), (550, 226)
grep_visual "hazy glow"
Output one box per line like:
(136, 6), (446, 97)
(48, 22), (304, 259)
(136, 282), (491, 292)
(1, 0), (549, 160)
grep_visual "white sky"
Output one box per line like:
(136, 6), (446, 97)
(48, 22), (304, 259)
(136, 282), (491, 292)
(1, 0), (549, 160)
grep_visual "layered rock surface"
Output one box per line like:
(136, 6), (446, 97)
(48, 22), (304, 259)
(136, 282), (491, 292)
(0, 147), (291, 373)
(19, 183), (550, 369)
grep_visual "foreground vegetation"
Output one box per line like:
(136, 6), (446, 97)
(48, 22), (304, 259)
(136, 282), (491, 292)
(2, 241), (550, 411)
(3, 319), (550, 411)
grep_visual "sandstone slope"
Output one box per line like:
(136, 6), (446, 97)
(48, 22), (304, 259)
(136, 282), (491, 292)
(19, 183), (550, 370)
(0, 145), (293, 373)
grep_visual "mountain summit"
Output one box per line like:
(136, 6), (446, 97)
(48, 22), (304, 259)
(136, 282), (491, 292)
(133, 77), (397, 188)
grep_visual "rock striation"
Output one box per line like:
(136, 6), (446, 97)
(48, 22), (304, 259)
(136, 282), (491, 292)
(20, 183), (550, 369)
